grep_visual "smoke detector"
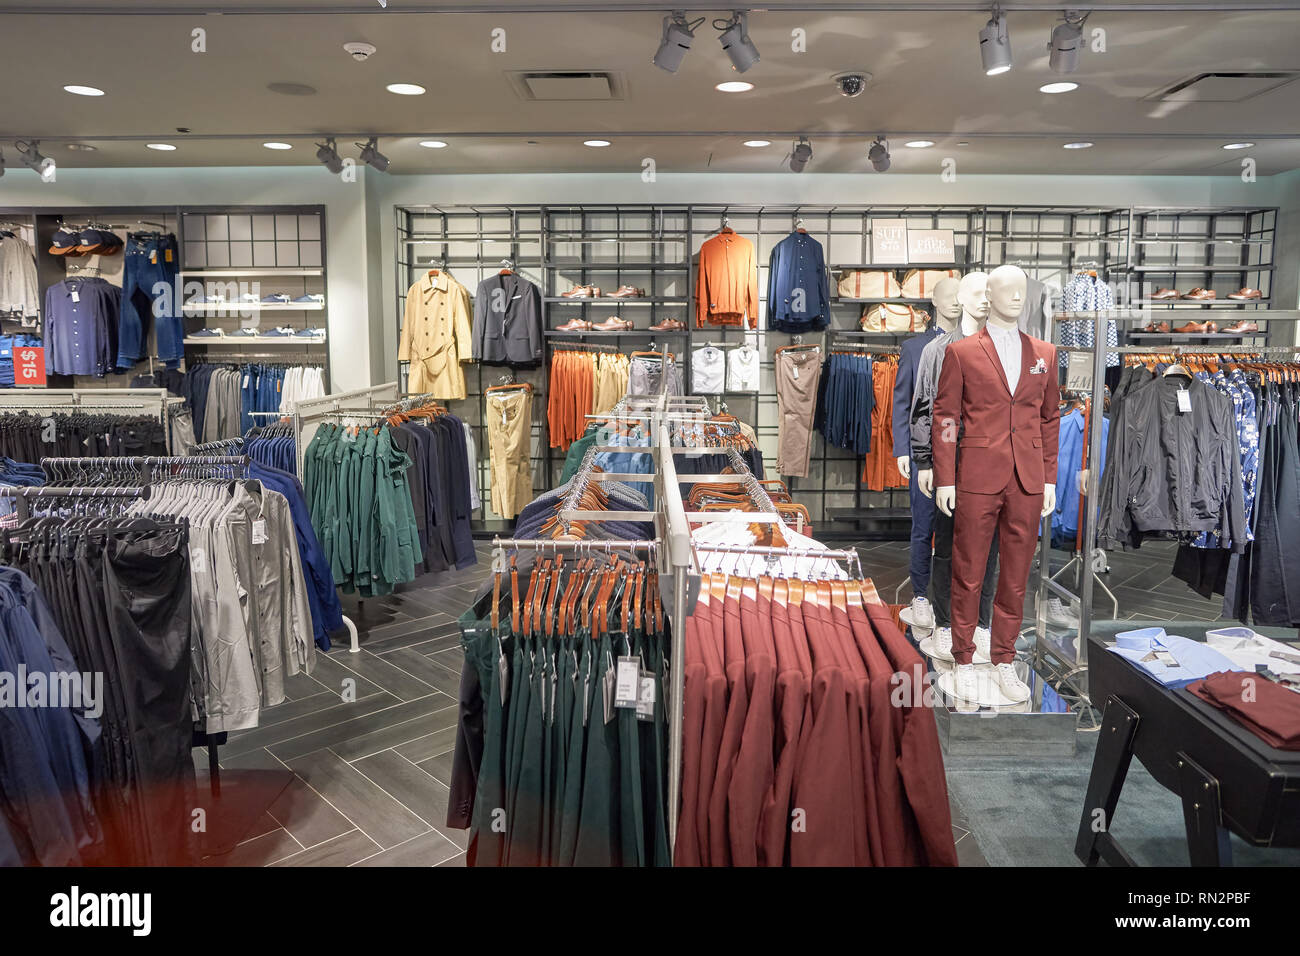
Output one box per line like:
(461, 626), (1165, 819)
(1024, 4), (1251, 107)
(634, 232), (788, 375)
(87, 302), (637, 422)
(344, 41), (377, 62)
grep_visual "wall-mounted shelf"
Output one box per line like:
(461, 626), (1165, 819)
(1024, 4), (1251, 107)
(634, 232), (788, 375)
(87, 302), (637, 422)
(545, 329), (687, 338)
(836, 297), (933, 305)
(185, 335), (326, 346)
(1132, 265), (1275, 273)
(180, 268), (323, 278)
(182, 302), (325, 312)
(545, 296), (688, 305)
(545, 261), (689, 271)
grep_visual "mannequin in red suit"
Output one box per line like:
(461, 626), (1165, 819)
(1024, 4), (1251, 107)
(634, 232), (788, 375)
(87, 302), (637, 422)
(931, 265), (1060, 704)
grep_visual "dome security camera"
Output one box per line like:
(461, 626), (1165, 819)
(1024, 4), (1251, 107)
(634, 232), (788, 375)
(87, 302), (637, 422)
(344, 41), (377, 61)
(833, 72), (871, 98)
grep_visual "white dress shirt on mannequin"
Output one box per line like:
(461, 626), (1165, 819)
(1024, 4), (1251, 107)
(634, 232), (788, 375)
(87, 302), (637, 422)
(986, 323), (1022, 395)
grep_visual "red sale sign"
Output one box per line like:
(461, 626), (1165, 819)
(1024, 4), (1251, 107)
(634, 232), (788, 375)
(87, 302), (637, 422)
(15, 347), (46, 387)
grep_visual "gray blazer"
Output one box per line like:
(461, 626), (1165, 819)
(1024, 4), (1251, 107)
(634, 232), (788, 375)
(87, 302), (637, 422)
(472, 273), (543, 367)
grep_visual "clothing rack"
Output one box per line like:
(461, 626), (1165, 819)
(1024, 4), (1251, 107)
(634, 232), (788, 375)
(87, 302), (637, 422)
(0, 388), (174, 452)
(290, 382), (401, 480)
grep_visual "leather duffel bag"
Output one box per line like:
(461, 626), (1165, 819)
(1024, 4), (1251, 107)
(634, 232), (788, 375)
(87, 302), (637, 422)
(837, 269), (900, 299)
(900, 268), (960, 298)
(860, 302), (927, 333)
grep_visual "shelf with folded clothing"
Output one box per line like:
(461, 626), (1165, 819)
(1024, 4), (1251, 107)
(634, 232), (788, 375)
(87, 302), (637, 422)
(183, 335), (327, 345)
(831, 262), (965, 271)
(544, 296), (688, 305)
(1128, 332), (1259, 341)
(179, 268), (324, 278)
(1131, 264), (1276, 273)
(544, 261), (690, 271)
(181, 301), (326, 312)
(544, 329), (687, 337)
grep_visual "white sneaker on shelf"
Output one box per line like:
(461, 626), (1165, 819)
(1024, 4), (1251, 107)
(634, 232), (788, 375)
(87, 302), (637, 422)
(910, 596), (935, 630)
(994, 662), (1032, 703)
(974, 626), (992, 662)
(954, 663), (979, 703)
(931, 626), (954, 662)
(1040, 595), (1080, 629)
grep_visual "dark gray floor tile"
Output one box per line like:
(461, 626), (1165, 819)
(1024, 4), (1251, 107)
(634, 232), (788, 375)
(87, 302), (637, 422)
(352, 749), (467, 848)
(418, 751), (454, 787)
(436, 852), (467, 867)
(395, 725), (457, 763)
(222, 691), (398, 757)
(255, 691), (341, 728)
(218, 747), (357, 848)
(397, 633), (462, 656)
(352, 828), (461, 866)
(329, 700), (457, 762)
(361, 614), (445, 647)
(268, 694), (449, 761)
(323, 649), (440, 701)
(382, 648), (461, 696)
(271, 828), (380, 867)
(206, 826), (304, 867)
(282, 669), (332, 701)
(286, 749), (429, 848)
(310, 651), (385, 699)
(954, 829), (989, 867)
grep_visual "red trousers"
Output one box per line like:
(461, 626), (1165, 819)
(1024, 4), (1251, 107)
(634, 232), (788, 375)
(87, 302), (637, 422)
(951, 482), (1044, 665)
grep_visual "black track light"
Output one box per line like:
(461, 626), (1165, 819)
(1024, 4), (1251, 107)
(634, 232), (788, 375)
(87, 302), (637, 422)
(717, 11), (759, 74)
(356, 137), (389, 172)
(316, 138), (344, 174)
(789, 137), (812, 173)
(654, 11), (703, 73)
(869, 137), (891, 172)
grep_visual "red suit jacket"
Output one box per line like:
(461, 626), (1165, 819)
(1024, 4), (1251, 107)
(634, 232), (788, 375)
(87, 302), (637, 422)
(931, 327), (1060, 494)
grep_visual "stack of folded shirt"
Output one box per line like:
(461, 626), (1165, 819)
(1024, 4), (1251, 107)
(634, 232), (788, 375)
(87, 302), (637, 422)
(1187, 671), (1300, 750)
(1108, 626), (1243, 689)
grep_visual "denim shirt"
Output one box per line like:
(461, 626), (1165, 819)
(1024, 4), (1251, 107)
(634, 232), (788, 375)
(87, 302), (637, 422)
(767, 231), (831, 332)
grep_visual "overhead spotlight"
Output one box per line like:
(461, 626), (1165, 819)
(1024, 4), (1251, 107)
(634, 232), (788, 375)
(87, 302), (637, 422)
(356, 137), (390, 172)
(1048, 12), (1087, 74)
(869, 136), (891, 172)
(316, 137), (344, 173)
(653, 11), (703, 73)
(716, 11), (759, 74)
(15, 140), (50, 175)
(789, 137), (812, 173)
(979, 6), (1012, 76)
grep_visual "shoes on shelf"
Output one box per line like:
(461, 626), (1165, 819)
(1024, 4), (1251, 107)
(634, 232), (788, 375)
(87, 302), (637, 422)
(1150, 288), (1180, 300)
(555, 318), (593, 332)
(910, 596), (934, 630)
(261, 293), (292, 303)
(592, 316), (633, 331)
(607, 285), (646, 298)
(1221, 319), (1260, 334)
(994, 662), (1032, 704)
(561, 284), (601, 298)
(648, 317), (685, 331)
(1181, 288), (1217, 301)
(1173, 320), (1220, 334)
(1227, 287), (1263, 300)
(1142, 321), (1171, 333)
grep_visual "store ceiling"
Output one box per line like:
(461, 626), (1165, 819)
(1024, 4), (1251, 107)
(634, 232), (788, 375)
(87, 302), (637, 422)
(1, 3), (1299, 175)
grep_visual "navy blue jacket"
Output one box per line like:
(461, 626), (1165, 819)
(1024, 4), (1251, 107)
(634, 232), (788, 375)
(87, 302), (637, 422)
(892, 325), (944, 457)
(767, 231), (831, 333)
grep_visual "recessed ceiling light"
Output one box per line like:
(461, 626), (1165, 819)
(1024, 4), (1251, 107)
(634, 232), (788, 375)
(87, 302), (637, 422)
(63, 85), (104, 96)
(743, 140), (772, 148)
(905, 140), (936, 149)
(263, 142), (293, 150)
(65, 143), (97, 152)
(1222, 142), (1255, 150)
(386, 83), (426, 95)
(715, 81), (754, 93)
(146, 143), (177, 151)
(1040, 81), (1078, 94)
(1063, 141), (1094, 149)
(583, 139), (612, 148)
(419, 140), (448, 149)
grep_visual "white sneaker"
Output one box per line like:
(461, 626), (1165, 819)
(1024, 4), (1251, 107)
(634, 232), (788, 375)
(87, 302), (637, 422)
(994, 662), (1031, 703)
(931, 626), (954, 662)
(974, 626), (992, 661)
(910, 596), (934, 629)
(954, 663), (979, 702)
(1040, 595), (1079, 629)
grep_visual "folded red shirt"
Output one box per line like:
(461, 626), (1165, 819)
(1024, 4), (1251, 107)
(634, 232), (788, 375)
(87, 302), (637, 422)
(1187, 671), (1300, 751)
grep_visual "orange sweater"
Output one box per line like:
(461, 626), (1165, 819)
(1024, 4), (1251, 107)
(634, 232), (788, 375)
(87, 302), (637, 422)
(695, 229), (759, 328)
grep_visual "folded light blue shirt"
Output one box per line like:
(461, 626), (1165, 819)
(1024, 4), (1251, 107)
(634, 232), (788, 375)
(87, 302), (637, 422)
(1109, 626), (1244, 688)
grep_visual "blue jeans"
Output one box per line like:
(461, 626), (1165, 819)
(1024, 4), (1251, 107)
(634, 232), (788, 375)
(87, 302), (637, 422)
(118, 234), (182, 371)
(908, 465), (938, 596)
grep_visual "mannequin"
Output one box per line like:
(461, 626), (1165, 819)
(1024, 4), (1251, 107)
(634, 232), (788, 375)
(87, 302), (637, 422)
(931, 264), (1061, 704)
(894, 276), (963, 630)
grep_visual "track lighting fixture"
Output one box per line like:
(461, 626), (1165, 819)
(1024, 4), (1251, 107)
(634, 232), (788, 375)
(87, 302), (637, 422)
(789, 137), (812, 173)
(0, 147), (5, 178)
(1047, 12), (1087, 74)
(316, 137), (344, 174)
(979, 5), (1012, 76)
(869, 136), (891, 173)
(716, 11), (759, 74)
(356, 137), (390, 172)
(653, 10), (704, 73)
(15, 140), (51, 176)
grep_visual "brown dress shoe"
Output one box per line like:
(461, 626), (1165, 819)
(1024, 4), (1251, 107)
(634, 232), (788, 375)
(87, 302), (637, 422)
(1150, 288), (1180, 300)
(1143, 321), (1172, 333)
(1227, 288), (1263, 300)
(607, 285), (646, 298)
(555, 318), (593, 331)
(1221, 319), (1260, 333)
(1181, 288), (1217, 300)
(1173, 321), (1210, 333)
(592, 315), (633, 331)
(648, 317), (684, 331)
(560, 284), (601, 298)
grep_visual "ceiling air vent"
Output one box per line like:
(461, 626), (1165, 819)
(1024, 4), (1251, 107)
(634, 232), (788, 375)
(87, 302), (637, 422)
(507, 71), (626, 101)
(1146, 71), (1300, 103)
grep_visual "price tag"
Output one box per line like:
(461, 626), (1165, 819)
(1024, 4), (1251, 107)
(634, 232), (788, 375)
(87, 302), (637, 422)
(498, 644), (510, 707)
(70, 290), (80, 303)
(602, 661), (616, 724)
(15, 347), (45, 386)
(615, 656), (640, 708)
(251, 518), (267, 545)
(190, 547), (207, 574)
(636, 672), (656, 721)
(1177, 388), (1192, 414)
(792, 364), (799, 380)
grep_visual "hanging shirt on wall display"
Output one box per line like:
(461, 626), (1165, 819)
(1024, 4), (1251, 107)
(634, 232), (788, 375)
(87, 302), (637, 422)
(400, 270), (475, 399)
(692, 346), (725, 393)
(472, 272), (543, 368)
(44, 277), (118, 376)
(727, 344), (760, 392)
(767, 230), (831, 333)
(695, 228), (759, 329)
(0, 234), (40, 322)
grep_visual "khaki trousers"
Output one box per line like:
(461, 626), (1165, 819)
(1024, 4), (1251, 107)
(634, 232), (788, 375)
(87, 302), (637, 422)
(775, 348), (822, 478)
(487, 389), (534, 519)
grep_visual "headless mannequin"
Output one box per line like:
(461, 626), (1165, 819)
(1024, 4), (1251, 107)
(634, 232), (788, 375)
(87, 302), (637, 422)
(898, 277), (961, 481)
(917, 271), (989, 498)
(936, 267), (1055, 519)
